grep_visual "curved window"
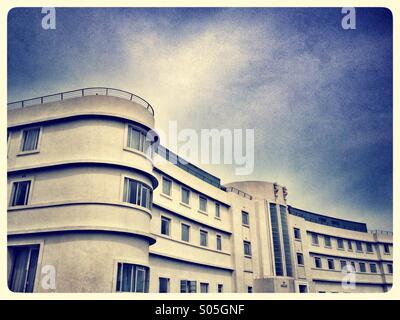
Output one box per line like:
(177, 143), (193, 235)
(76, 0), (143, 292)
(123, 178), (152, 209)
(116, 262), (149, 293)
(127, 125), (156, 158)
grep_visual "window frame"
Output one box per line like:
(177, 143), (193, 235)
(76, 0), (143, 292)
(243, 241), (252, 256)
(125, 124), (155, 158)
(159, 277), (170, 293)
(242, 211), (250, 226)
(383, 244), (390, 254)
(18, 126), (42, 155)
(200, 282), (209, 293)
(115, 261), (150, 293)
(327, 258), (335, 270)
(314, 257), (322, 268)
(296, 252), (304, 266)
(161, 176), (172, 197)
(355, 241), (363, 252)
(324, 235), (332, 248)
(181, 187), (191, 206)
(9, 178), (33, 207)
(359, 262), (366, 273)
(311, 233), (319, 246)
(122, 176), (153, 210)
(215, 203), (221, 218)
(337, 238), (344, 250)
(200, 230), (208, 247)
(216, 234), (222, 251)
(294, 228), (301, 240)
(369, 263), (377, 273)
(181, 223), (190, 242)
(199, 195), (207, 213)
(161, 216), (171, 236)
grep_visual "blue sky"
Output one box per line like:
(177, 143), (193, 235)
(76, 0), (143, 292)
(8, 8), (393, 230)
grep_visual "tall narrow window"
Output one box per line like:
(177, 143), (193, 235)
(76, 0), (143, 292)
(280, 205), (293, 277)
(355, 241), (363, 252)
(324, 236), (332, 247)
(314, 257), (322, 268)
(200, 230), (208, 247)
(387, 263), (393, 274)
(340, 260), (347, 270)
(162, 177), (172, 196)
(247, 286), (253, 293)
(200, 283), (209, 293)
(199, 195), (207, 212)
(181, 224), (190, 242)
(242, 211), (249, 226)
(10, 180), (31, 207)
(116, 262), (149, 292)
(21, 128), (40, 152)
(216, 235), (222, 251)
(215, 203), (220, 218)
(217, 284), (223, 293)
(294, 228), (301, 240)
(383, 244), (390, 254)
(123, 178), (152, 209)
(243, 241), (252, 256)
(311, 233), (319, 245)
(296, 253), (304, 265)
(366, 243), (373, 253)
(161, 216), (171, 236)
(337, 238), (344, 249)
(369, 263), (377, 273)
(8, 245), (39, 292)
(359, 262), (366, 273)
(347, 240), (353, 251)
(327, 259), (335, 270)
(159, 277), (170, 293)
(269, 203), (283, 276)
(181, 187), (190, 205)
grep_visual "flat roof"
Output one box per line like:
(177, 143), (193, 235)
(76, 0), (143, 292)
(288, 206), (368, 233)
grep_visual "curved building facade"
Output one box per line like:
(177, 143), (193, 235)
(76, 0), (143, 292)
(7, 88), (393, 293)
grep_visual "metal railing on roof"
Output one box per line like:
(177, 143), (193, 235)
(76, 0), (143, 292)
(225, 186), (253, 200)
(369, 230), (393, 236)
(7, 87), (154, 116)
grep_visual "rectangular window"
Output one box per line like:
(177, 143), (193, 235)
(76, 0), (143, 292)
(180, 280), (196, 293)
(296, 253), (304, 265)
(162, 177), (172, 196)
(324, 236), (332, 247)
(355, 241), (363, 252)
(161, 216), (171, 236)
(247, 286), (253, 293)
(347, 240), (353, 251)
(337, 238), (344, 249)
(215, 203), (220, 218)
(350, 261), (356, 272)
(359, 262), (366, 273)
(269, 203), (283, 276)
(383, 244), (390, 254)
(314, 257), (322, 268)
(243, 241), (252, 256)
(327, 259), (335, 270)
(199, 196), (207, 212)
(242, 211), (249, 225)
(123, 178), (152, 209)
(200, 230), (208, 247)
(340, 260), (347, 270)
(217, 284), (223, 293)
(311, 233), (319, 245)
(200, 282), (209, 293)
(181, 224), (190, 242)
(387, 264), (393, 274)
(216, 235), (222, 251)
(280, 205), (293, 277)
(181, 187), (190, 205)
(21, 127), (40, 152)
(116, 262), (149, 292)
(127, 126), (141, 150)
(159, 277), (170, 293)
(10, 180), (31, 207)
(366, 243), (373, 253)
(369, 263), (377, 273)
(294, 228), (301, 240)
(8, 245), (39, 292)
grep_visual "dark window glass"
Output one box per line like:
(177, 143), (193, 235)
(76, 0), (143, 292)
(159, 277), (169, 293)
(269, 203), (283, 276)
(199, 196), (207, 212)
(242, 211), (249, 225)
(216, 235), (222, 251)
(161, 217), (171, 236)
(200, 283), (209, 293)
(21, 128), (40, 152)
(10, 181), (31, 206)
(294, 228), (301, 240)
(181, 188), (190, 205)
(244, 241), (252, 256)
(314, 257), (322, 268)
(8, 246), (39, 292)
(296, 253), (304, 265)
(280, 205), (293, 277)
(181, 224), (190, 242)
(116, 262), (149, 292)
(200, 230), (208, 246)
(328, 259), (335, 270)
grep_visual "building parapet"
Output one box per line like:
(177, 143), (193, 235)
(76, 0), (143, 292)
(224, 186), (253, 200)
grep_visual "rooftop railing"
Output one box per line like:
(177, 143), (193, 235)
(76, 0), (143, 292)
(7, 87), (155, 116)
(225, 186), (253, 200)
(369, 230), (393, 236)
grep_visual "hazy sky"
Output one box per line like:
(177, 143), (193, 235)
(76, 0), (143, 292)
(8, 8), (393, 230)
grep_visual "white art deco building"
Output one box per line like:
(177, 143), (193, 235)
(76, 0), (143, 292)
(7, 88), (393, 293)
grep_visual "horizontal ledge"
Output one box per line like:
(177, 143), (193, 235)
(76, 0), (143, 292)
(149, 251), (234, 272)
(152, 232), (232, 256)
(8, 226), (157, 245)
(308, 250), (393, 263)
(7, 200), (153, 219)
(8, 159), (159, 189)
(152, 202), (232, 235)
